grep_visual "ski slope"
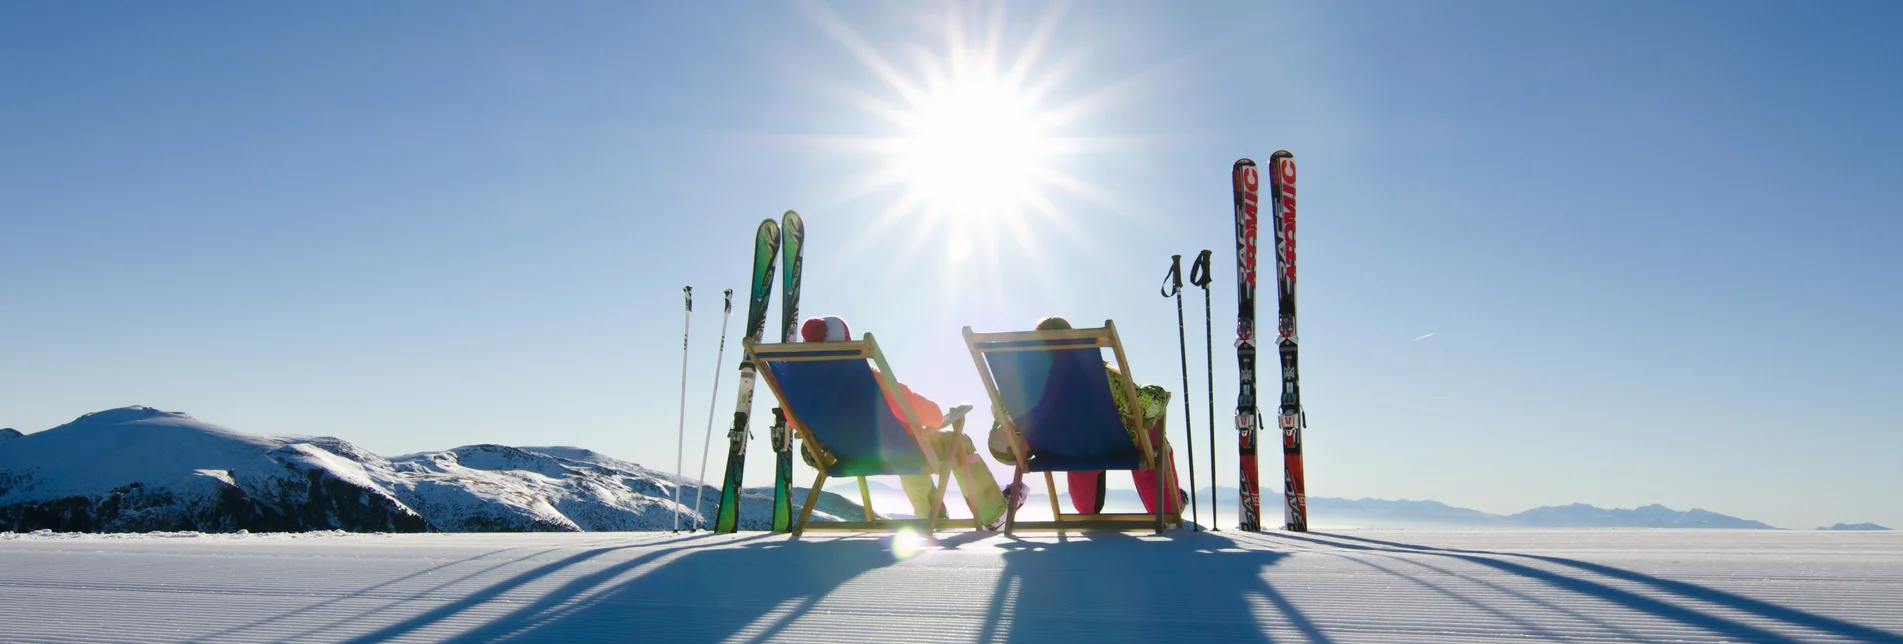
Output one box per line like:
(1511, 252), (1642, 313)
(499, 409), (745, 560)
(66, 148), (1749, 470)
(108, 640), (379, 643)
(2, 529), (1898, 643)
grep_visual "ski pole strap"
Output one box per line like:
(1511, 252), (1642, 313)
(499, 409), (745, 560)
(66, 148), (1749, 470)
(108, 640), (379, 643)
(722, 288), (733, 314)
(684, 286), (693, 311)
(1190, 249), (1213, 288)
(1160, 255), (1183, 297)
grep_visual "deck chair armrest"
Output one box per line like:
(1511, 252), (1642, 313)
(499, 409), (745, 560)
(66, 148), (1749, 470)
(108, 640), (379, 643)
(936, 404), (974, 432)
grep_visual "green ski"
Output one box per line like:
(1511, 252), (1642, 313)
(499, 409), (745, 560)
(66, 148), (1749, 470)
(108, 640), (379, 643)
(770, 211), (804, 532)
(714, 218), (780, 533)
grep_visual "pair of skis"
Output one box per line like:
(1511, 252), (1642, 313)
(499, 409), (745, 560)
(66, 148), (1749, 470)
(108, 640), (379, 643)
(712, 212), (804, 534)
(1233, 153), (1307, 532)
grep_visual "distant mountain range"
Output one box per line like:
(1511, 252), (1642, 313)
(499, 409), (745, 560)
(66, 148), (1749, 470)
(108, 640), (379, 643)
(1043, 486), (1802, 530)
(0, 407), (868, 533)
(820, 481), (1827, 530)
(6, 408), (1884, 533)
(1184, 487), (1788, 530)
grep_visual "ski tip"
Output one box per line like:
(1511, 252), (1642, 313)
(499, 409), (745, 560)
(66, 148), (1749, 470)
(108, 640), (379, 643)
(1270, 150), (1293, 161)
(1233, 158), (1256, 167)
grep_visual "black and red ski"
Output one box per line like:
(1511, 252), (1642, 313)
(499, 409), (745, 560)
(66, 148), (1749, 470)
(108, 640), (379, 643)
(1232, 158), (1264, 531)
(1268, 150), (1308, 532)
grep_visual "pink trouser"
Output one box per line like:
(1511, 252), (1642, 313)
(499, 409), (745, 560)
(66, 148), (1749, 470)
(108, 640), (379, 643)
(1066, 422), (1180, 514)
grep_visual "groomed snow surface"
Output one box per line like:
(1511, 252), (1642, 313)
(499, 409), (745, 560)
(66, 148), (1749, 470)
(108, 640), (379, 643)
(2, 529), (1899, 643)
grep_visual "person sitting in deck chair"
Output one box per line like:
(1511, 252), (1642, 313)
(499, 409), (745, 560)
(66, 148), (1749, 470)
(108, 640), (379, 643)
(797, 316), (1023, 529)
(985, 316), (1186, 516)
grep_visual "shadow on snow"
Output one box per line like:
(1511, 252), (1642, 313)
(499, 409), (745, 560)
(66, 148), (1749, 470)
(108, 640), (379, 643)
(1244, 531), (1903, 643)
(316, 529), (1895, 643)
(981, 531), (1310, 643)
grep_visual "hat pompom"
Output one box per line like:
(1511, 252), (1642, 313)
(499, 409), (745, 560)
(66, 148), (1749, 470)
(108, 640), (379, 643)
(800, 316), (850, 342)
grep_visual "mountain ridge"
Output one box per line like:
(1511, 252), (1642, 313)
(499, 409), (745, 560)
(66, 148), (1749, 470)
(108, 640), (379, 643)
(1171, 487), (1787, 529)
(5, 408), (1865, 532)
(0, 406), (867, 533)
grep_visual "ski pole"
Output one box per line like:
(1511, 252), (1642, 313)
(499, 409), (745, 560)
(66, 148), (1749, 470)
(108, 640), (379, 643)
(692, 289), (735, 531)
(1190, 249), (1216, 530)
(673, 286), (693, 532)
(1162, 255), (1198, 531)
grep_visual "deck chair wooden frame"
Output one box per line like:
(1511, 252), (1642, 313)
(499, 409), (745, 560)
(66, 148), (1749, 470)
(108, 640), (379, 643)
(963, 320), (1183, 534)
(748, 333), (981, 537)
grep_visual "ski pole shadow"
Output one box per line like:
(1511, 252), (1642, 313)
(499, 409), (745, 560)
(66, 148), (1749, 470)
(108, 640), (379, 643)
(1252, 531), (1903, 643)
(457, 534), (902, 643)
(202, 544), (539, 642)
(1342, 550), (1654, 642)
(338, 532), (742, 644)
(981, 530), (1320, 644)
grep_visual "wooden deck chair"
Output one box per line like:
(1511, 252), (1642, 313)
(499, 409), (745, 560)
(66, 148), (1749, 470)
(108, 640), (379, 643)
(747, 333), (979, 537)
(963, 321), (1183, 534)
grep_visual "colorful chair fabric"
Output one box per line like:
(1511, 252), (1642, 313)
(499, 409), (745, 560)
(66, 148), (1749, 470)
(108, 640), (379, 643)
(963, 321), (1181, 534)
(748, 334), (976, 536)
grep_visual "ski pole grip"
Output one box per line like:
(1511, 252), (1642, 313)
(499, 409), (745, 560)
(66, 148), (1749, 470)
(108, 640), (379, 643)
(723, 288), (734, 314)
(1190, 249), (1213, 288)
(684, 285), (693, 312)
(1160, 255), (1183, 297)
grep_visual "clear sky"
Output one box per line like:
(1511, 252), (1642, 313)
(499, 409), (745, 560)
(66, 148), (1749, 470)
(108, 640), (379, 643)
(3, 1), (1898, 531)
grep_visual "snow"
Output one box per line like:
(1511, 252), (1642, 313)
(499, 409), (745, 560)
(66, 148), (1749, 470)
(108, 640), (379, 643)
(0, 407), (289, 503)
(0, 529), (1897, 643)
(192, 469), (237, 487)
(280, 443), (386, 494)
(1, 407), (864, 533)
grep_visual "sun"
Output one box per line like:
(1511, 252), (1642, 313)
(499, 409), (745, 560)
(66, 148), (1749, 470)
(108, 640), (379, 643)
(802, 0), (1131, 289)
(896, 68), (1047, 224)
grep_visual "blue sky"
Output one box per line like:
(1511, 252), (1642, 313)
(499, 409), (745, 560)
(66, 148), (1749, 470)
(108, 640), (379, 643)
(3, 1), (1898, 530)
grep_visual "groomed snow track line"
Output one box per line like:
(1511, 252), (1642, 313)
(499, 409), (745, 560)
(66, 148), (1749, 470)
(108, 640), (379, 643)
(1, 529), (1899, 643)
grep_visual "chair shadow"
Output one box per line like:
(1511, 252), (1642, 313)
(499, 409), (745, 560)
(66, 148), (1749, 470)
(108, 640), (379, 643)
(453, 535), (901, 643)
(981, 531), (1323, 644)
(1255, 531), (1903, 643)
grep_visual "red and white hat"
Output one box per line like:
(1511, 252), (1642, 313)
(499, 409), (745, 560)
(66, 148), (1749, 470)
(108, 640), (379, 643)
(799, 316), (851, 342)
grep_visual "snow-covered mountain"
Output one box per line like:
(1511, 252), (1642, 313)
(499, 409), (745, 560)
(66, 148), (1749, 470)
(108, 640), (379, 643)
(1179, 487), (1782, 529)
(0, 407), (866, 533)
(1019, 488), (1495, 526)
(1176, 488), (1504, 527)
(1508, 503), (1777, 529)
(0, 407), (428, 533)
(818, 479), (1795, 529)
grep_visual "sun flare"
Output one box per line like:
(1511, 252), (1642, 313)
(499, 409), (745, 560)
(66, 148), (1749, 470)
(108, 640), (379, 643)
(897, 71), (1047, 223)
(805, 0), (1137, 293)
